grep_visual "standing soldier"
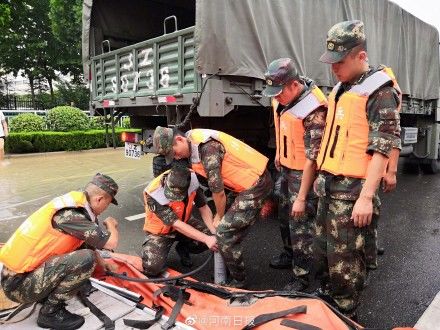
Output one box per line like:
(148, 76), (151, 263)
(142, 166), (217, 276)
(262, 58), (327, 291)
(153, 127), (272, 288)
(0, 173), (120, 329)
(314, 20), (401, 318)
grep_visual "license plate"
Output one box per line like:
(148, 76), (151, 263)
(124, 142), (142, 160)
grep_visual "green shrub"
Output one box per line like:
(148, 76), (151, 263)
(9, 113), (45, 132)
(46, 106), (90, 131)
(5, 129), (140, 153)
(89, 116), (107, 129)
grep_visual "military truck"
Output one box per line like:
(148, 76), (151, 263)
(82, 0), (440, 173)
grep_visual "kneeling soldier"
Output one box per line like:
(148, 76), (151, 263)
(142, 166), (217, 276)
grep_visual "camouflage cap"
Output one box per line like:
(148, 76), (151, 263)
(153, 126), (174, 164)
(263, 58), (299, 97)
(90, 173), (119, 205)
(164, 167), (191, 201)
(319, 20), (366, 64)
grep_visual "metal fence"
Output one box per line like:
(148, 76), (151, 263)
(0, 96), (45, 111)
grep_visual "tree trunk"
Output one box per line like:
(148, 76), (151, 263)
(29, 75), (36, 109)
(48, 77), (54, 105)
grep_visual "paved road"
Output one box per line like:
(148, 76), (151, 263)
(1, 149), (439, 328)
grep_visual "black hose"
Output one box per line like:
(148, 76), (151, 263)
(176, 72), (219, 130)
(106, 252), (213, 283)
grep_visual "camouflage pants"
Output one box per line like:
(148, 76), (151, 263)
(364, 214), (379, 270)
(274, 171), (292, 254)
(282, 168), (318, 279)
(1, 249), (96, 306)
(142, 216), (210, 276)
(314, 197), (366, 313)
(216, 170), (273, 282)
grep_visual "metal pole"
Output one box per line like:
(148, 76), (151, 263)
(110, 107), (117, 148)
(104, 108), (109, 148)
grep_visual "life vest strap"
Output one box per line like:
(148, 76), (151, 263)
(123, 306), (165, 329)
(78, 285), (115, 330)
(153, 285), (188, 330)
(280, 319), (323, 330)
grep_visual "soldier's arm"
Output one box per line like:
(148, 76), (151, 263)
(172, 220), (217, 250)
(194, 188), (216, 233)
(146, 195), (180, 226)
(383, 147), (400, 192)
(199, 141), (227, 224)
(353, 85), (400, 226)
(292, 107), (326, 217)
(102, 217), (119, 250)
(53, 208), (110, 249)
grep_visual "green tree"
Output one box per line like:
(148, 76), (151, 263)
(49, 0), (83, 82)
(0, 1), (60, 106)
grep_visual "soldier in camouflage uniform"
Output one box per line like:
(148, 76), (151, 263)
(262, 58), (327, 292)
(142, 166), (217, 276)
(153, 126), (272, 288)
(314, 20), (401, 317)
(0, 173), (120, 329)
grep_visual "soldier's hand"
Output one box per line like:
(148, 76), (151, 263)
(351, 196), (373, 227)
(291, 199), (306, 218)
(205, 235), (218, 251)
(382, 171), (397, 193)
(104, 217), (118, 229)
(213, 214), (222, 229)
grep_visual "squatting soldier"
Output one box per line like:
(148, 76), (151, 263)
(314, 20), (401, 318)
(142, 166), (217, 276)
(0, 173), (120, 329)
(153, 127), (272, 288)
(262, 58), (327, 292)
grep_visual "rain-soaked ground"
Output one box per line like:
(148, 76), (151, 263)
(1, 148), (440, 328)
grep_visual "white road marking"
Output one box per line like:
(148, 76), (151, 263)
(125, 213), (145, 221)
(3, 195), (51, 209)
(0, 214), (27, 221)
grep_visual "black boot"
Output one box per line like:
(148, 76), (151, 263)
(283, 277), (308, 292)
(37, 302), (85, 330)
(175, 242), (193, 267)
(269, 250), (293, 269)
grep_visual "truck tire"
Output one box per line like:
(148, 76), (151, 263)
(420, 159), (440, 174)
(152, 155), (171, 177)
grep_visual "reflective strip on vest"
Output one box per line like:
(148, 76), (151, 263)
(146, 172), (199, 205)
(288, 88), (325, 119)
(274, 86), (327, 170)
(0, 191), (88, 273)
(187, 129), (268, 192)
(317, 67), (397, 178)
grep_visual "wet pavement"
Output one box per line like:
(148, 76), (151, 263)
(1, 149), (439, 328)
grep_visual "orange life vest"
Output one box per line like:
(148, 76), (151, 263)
(317, 67), (400, 178)
(273, 85), (328, 170)
(187, 129), (269, 192)
(143, 170), (199, 235)
(0, 191), (92, 273)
